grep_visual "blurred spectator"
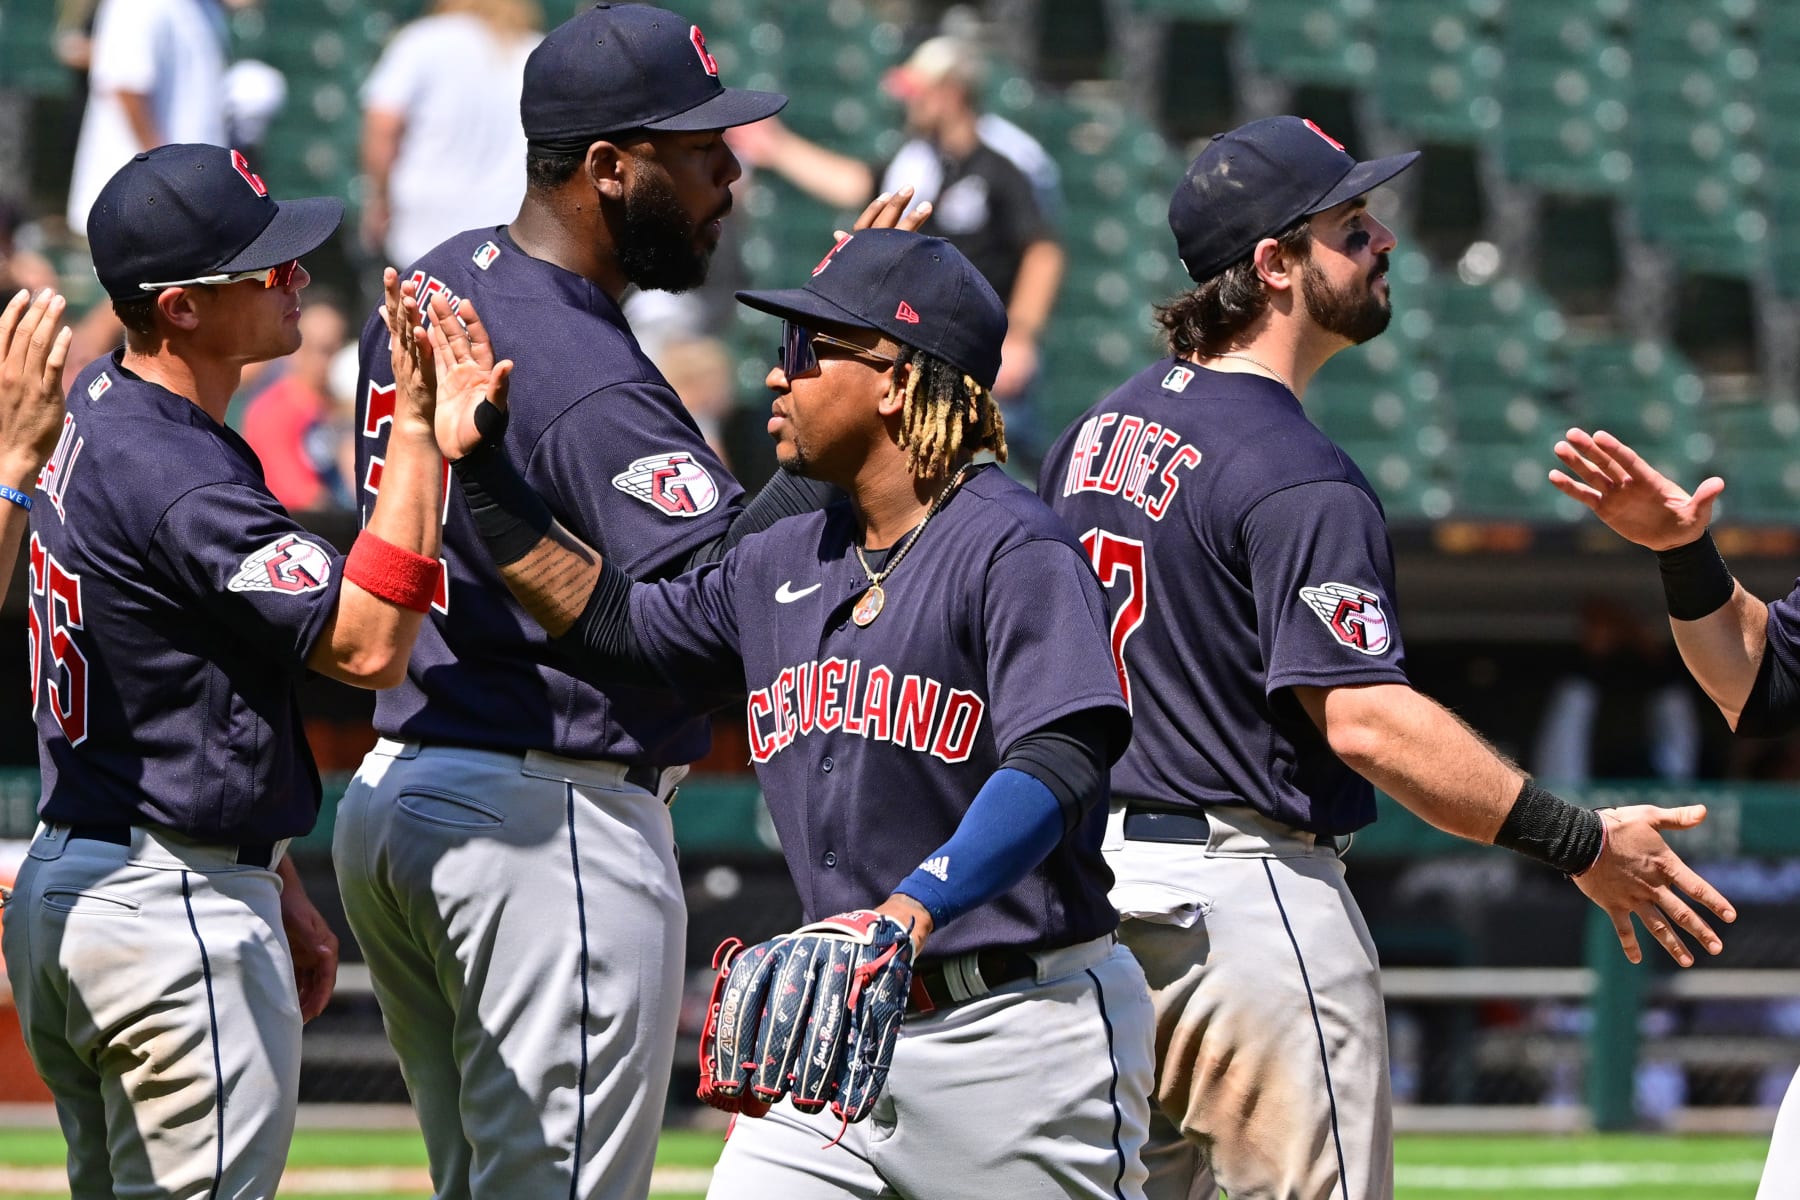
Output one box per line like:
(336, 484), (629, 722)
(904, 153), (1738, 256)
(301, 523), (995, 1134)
(1533, 597), (1701, 784)
(730, 35), (1064, 469)
(0, 203), (58, 298)
(655, 336), (737, 470)
(53, 0), (103, 146)
(359, 0), (543, 267)
(240, 300), (351, 511)
(65, 0), (253, 237)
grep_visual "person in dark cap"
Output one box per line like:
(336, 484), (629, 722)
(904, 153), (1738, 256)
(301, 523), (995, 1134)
(0, 143), (447, 1199)
(412, 226), (1158, 1198)
(1038, 115), (1734, 1200)
(338, 7), (925, 1198)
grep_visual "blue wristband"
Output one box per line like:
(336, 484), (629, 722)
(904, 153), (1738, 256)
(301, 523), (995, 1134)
(0, 485), (31, 512)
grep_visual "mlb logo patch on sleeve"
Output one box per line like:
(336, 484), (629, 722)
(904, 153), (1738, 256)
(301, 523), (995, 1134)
(472, 241), (502, 270)
(1161, 366), (1195, 392)
(229, 535), (333, 595)
(1299, 582), (1391, 654)
(612, 452), (720, 517)
(87, 373), (112, 401)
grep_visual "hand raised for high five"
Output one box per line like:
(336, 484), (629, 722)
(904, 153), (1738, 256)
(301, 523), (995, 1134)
(422, 293), (513, 463)
(380, 267), (435, 435)
(831, 184), (934, 242)
(1549, 428), (1724, 552)
(0, 288), (73, 489)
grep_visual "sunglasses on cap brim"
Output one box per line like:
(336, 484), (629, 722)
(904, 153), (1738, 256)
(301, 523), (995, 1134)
(777, 320), (899, 378)
(138, 259), (302, 292)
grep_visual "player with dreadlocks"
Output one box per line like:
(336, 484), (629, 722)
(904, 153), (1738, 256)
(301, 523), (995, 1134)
(890, 342), (1006, 478)
(407, 225), (1156, 1199)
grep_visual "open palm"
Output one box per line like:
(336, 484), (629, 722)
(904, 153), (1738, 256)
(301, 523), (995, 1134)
(1549, 427), (1723, 551)
(423, 293), (512, 462)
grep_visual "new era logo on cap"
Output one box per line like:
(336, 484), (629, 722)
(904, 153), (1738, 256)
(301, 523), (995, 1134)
(895, 301), (920, 324)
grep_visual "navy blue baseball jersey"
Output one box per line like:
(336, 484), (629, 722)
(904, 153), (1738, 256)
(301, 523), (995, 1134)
(624, 465), (1128, 958)
(28, 353), (342, 840)
(355, 227), (745, 764)
(1039, 361), (1410, 835)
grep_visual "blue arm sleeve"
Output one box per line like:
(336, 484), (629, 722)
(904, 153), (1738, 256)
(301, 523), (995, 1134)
(893, 767), (1064, 930)
(891, 706), (1114, 928)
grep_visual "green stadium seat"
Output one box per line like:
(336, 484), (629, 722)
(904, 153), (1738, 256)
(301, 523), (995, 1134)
(1498, 2), (1634, 193)
(1712, 450), (1800, 523)
(1374, 0), (1504, 143)
(1246, 0), (1377, 86)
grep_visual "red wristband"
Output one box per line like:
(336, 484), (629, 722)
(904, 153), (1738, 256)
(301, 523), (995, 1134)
(344, 531), (441, 613)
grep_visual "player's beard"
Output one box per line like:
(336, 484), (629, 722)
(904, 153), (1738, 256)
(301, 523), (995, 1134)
(1299, 253), (1392, 345)
(617, 169), (717, 294)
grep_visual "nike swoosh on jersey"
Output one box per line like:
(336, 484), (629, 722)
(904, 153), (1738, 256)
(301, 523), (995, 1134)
(775, 581), (822, 603)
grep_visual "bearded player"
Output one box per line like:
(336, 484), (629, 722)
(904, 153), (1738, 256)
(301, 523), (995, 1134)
(1039, 115), (1735, 1200)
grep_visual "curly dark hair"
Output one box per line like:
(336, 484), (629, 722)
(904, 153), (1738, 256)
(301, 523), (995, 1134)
(889, 345), (1006, 480)
(1156, 219), (1313, 358)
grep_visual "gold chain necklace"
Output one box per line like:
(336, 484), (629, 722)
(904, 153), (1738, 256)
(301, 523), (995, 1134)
(849, 461), (977, 628)
(1216, 352), (1297, 395)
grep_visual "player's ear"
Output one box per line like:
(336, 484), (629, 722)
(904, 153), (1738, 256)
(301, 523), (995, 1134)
(583, 140), (629, 202)
(1250, 234), (1297, 294)
(154, 286), (202, 334)
(876, 362), (908, 417)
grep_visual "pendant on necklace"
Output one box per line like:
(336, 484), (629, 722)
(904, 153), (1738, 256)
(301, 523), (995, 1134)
(852, 584), (886, 627)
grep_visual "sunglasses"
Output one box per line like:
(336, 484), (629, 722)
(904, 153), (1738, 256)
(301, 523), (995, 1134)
(138, 258), (302, 292)
(778, 321), (898, 379)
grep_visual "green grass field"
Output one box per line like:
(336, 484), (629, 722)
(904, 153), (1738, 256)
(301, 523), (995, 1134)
(0, 1126), (1771, 1198)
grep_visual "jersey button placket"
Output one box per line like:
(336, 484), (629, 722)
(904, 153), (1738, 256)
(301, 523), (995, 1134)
(822, 850), (837, 868)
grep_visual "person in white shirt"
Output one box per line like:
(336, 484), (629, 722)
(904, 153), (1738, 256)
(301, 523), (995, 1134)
(359, 0), (544, 267)
(65, 0), (243, 237)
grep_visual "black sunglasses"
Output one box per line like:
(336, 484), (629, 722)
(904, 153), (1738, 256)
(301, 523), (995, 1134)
(777, 321), (898, 378)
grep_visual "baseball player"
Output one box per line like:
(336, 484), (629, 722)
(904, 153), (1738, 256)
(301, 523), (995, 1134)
(335, 7), (894, 1198)
(0, 144), (447, 1198)
(0, 288), (72, 594)
(415, 226), (1156, 1199)
(1038, 116), (1736, 1200)
(1547, 427), (1800, 1198)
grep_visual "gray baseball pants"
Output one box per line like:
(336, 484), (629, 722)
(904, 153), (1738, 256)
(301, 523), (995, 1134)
(2, 823), (300, 1200)
(1759, 1066), (1800, 1198)
(1107, 804), (1393, 1200)
(334, 739), (686, 1200)
(706, 935), (1156, 1200)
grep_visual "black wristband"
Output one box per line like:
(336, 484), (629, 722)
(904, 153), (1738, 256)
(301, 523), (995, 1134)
(1656, 530), (1734, 621)
(451, 439), (553, 566)
(472, 398), (508, 443)
(1493, 780), (1606, 875)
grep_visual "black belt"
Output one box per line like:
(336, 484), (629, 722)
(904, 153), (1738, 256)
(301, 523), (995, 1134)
(65, 823), (279, 869)
(1122, 806), (1342, 851)
(623, 764), (663, 794)
(908, 946), (1037, 1015)
(1123, 807), (1212, 844)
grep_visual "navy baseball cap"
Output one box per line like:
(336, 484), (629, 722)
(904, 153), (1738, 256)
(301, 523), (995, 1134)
(736, 229), (1007, 389)
(522, 4), (786, 147)
(1169, 116), (1418, 283)
(88, 144), (343, 301)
